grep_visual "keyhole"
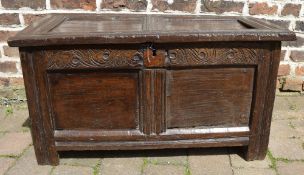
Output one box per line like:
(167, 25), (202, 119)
(148, 43), (157, 56)
(152, 49), (157, 56)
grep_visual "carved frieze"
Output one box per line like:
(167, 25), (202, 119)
(41, 46), (259, 70)
(44, 49), (143, 70)
(166, 48), (259, 66)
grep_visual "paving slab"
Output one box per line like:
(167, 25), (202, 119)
(0, 107), (29, 132)
(290, 119), (304, 137)
(233, 168), (276, 175)
(100, 157), (142, 175)
(143, 164), (185, 175)
(277, 161), (304, 175)
(272, 110), (304, 120)
(0, 132), (31, 156)
(270, 120), (302, 139)
(60, 153), (100, 167)
(286, 96), (304, 112)
(272, 96), (304, 120)
(147, 156), (187, 166)
(0, 107), (6, 121)
(269, 137), (304, 160)
(273, 97), (290, 112)
(0, 157), (15, 175)
(146, 149), (187, 165)
(188, 148), (233, 175)
(52, 165), (92, 175)
(6, 147), (52, 175)
(230, 153), (271, 169)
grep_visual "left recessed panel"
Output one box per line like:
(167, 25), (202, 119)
(47, 71), (140, 130)
(48, 15), (146, 34)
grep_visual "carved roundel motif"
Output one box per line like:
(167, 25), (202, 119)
(102, 49), (110, 60)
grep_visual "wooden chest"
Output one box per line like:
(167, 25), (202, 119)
(8, 14), (296, 165)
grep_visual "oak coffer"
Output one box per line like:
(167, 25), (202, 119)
(8, 14), (296, 165)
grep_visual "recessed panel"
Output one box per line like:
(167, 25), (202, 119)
(48, 71), (139, 130)
(166, 68), (254, 129)
(50, 16), (145, 33)
(150, 16), (255, 31)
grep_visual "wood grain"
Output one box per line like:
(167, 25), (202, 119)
(55, 137), (249, 151)
(245, 44), (270, 160)
(246, 42), (282, 160)
(166, 68), (254, 129)
(48, 71), (140, 130)
(19, 49), (59, 165)
(142, 69), (166, 135)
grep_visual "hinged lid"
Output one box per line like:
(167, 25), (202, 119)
(8, 14), (296, 47)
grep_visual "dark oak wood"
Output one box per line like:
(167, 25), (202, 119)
(10, 14), (295, 165)
(166, 67), (254, 129)
(19, 49), (57, 165)
(246, 42), (282, 160)
(48, 71), (139, 130)
(55, 137), (250, 151)
(20, 49), (59, 165)
(54, 129), (249, 142)
(8, 14), (295, 47)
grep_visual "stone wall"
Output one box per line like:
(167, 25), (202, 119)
(0, 0), (303, 92)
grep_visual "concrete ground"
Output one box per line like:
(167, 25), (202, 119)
(0, 96), (303, 175)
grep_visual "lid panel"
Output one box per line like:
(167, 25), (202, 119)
(8, 14), (296, 47)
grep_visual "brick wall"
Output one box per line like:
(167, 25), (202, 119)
(0, 0), (303, 92)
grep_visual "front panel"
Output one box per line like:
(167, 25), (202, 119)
(48, 71), (139, 130)
(166, 67), (254, 129)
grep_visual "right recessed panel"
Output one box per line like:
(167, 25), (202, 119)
(166, 67), (254, 129)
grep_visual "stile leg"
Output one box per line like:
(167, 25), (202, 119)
(20, 50), (60, 165)
(244, 42), (281, 161)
